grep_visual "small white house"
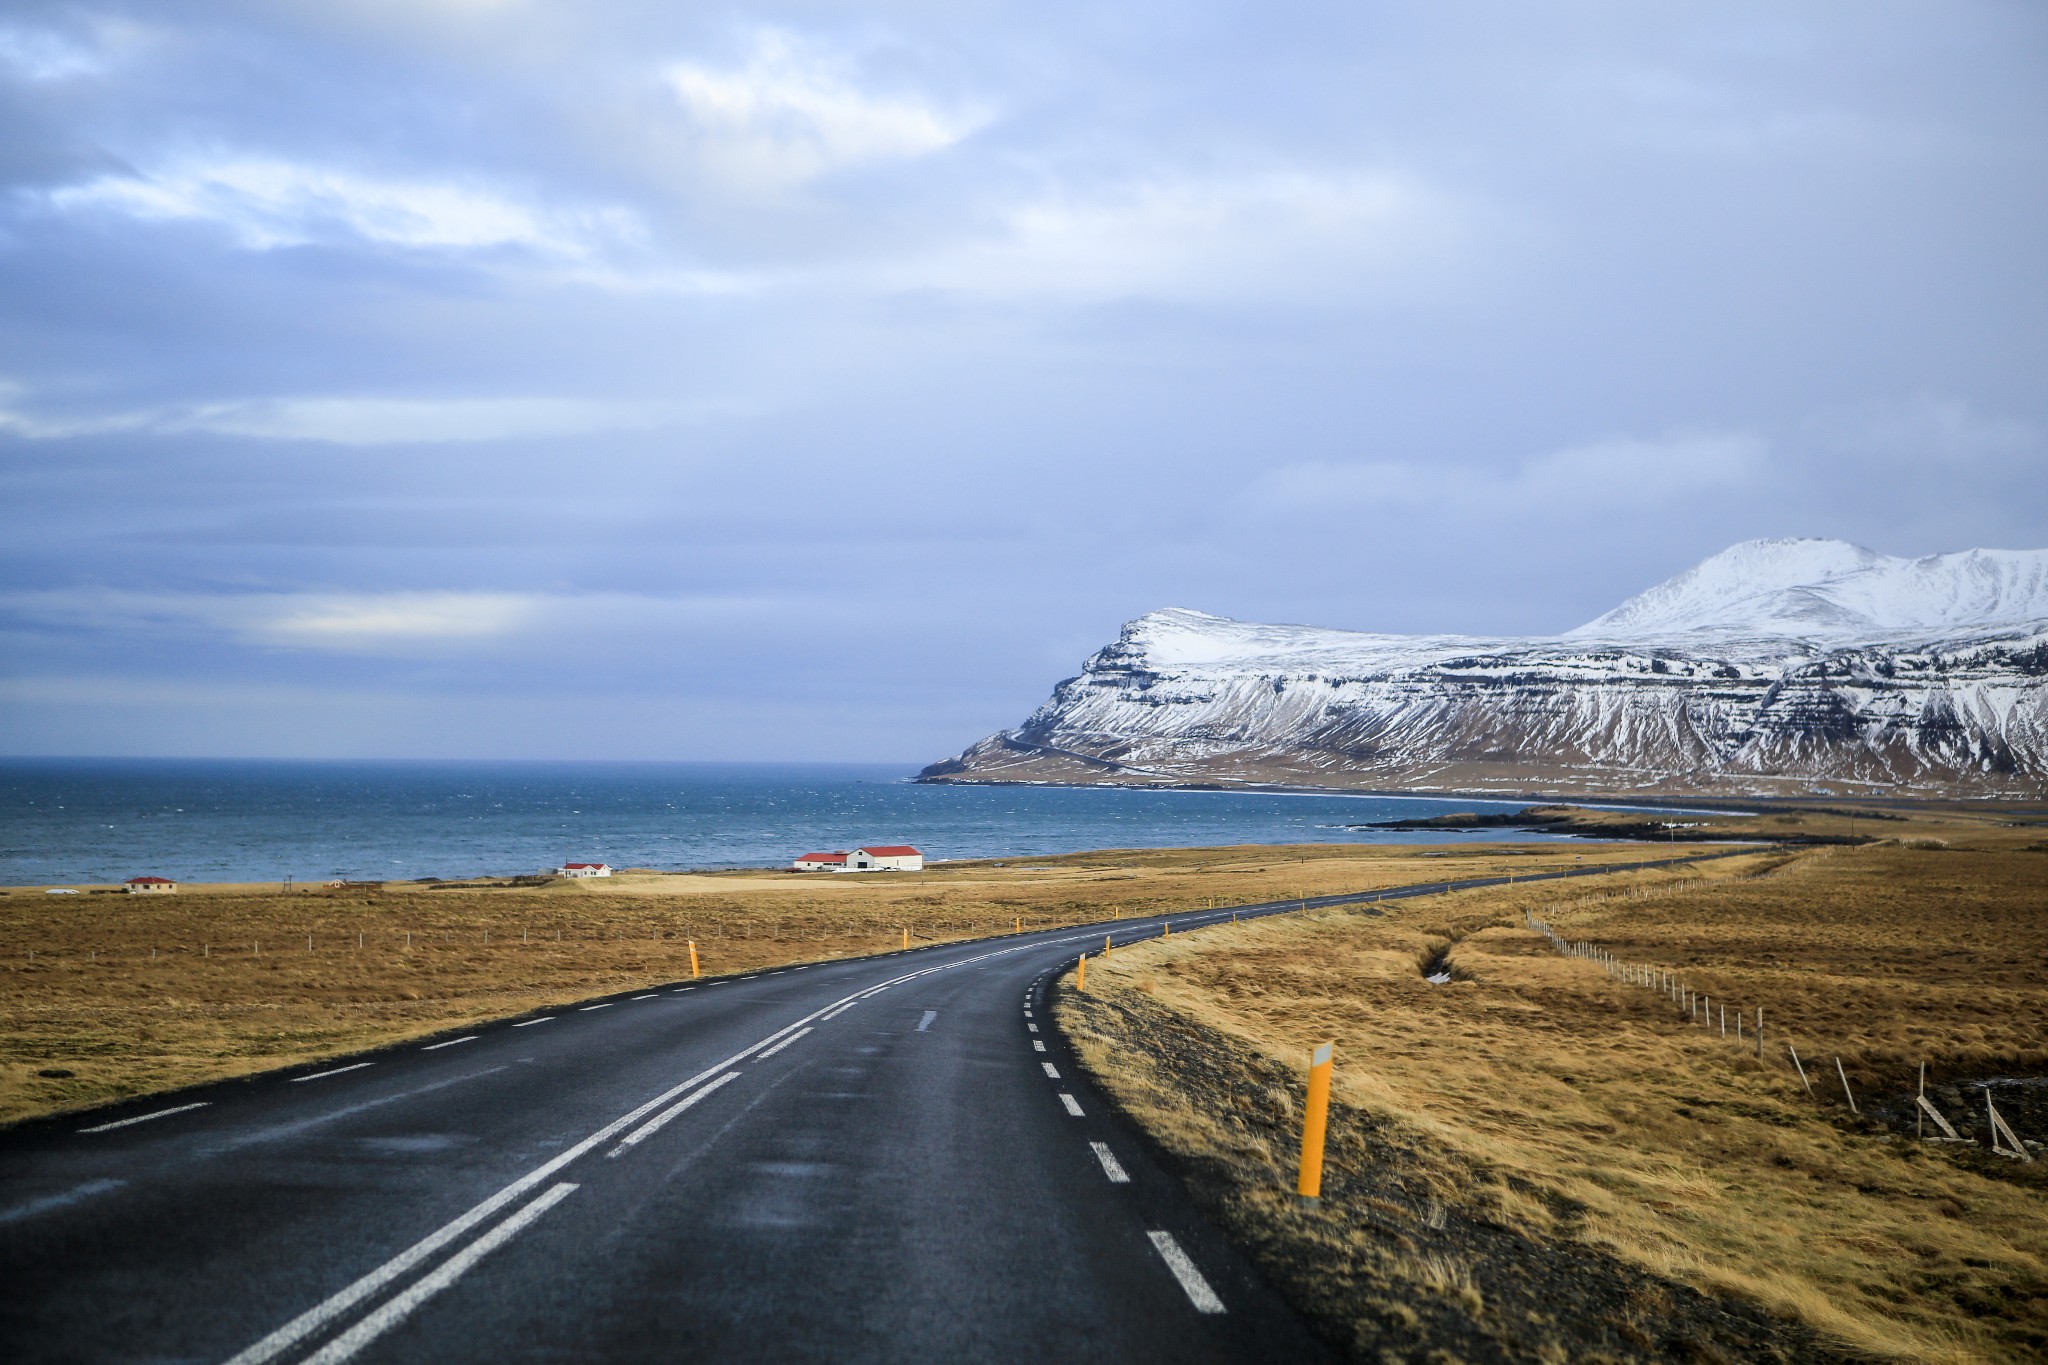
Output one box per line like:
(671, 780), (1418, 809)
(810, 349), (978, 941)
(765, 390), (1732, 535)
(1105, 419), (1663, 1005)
(124, 876), (178, 894)
(555, 862), (612, 878)
(848, 845), (924, 872)
(792, 851), (849, 872)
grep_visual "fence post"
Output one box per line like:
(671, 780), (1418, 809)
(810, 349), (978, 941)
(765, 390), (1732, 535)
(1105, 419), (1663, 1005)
(1298, 1043), (1335, 1201)
(1788, 1044), (1814, 1097)
(1835, 1056), (1858, 1114)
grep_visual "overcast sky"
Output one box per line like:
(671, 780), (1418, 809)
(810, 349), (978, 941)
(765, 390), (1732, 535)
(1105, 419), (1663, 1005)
(2, 1), (2045, 762)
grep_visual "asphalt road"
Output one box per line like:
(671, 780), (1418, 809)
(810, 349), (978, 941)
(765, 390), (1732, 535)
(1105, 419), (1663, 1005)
(0, 852), (1742, 1363)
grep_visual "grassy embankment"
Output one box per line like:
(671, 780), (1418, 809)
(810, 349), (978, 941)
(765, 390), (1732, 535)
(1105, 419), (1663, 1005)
(0, 839), (1666, 1126)
(1057, 806), (2048, 1363)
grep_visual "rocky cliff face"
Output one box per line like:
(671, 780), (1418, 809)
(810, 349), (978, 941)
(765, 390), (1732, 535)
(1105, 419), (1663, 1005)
(921, 540), (2048, 798)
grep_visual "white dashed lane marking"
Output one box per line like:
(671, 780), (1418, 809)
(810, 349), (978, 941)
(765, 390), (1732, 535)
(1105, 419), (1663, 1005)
(1032, 1041), (1046, 1052)
(1058, 1093), (1084, 1117)
(1041, 1063), (1060, 1079)
(79, 1103), (210, 1134)
(754, 1027), (811, 1060)
(916, 1011), (938, 1032)
(421, 1037), (476, 1051)
(511, 1017), (555, 1028)
(1147, 1231), (1226, 1314)
(606, 1073), (742, 1158)
(578, 1004), (613, 1012)
(1089, 1142), (1130, 1184)
(291, 1063), (374, 1084)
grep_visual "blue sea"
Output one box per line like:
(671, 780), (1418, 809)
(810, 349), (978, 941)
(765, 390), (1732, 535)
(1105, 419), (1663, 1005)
(0, 759), (1603, 886)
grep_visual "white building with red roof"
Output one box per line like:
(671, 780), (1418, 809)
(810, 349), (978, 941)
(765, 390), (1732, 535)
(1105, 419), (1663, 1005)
(848, 845), (923, 872)
(791, 851), (849, 872)
(124, 876), (178, 894)
(555, 862), (612, 878)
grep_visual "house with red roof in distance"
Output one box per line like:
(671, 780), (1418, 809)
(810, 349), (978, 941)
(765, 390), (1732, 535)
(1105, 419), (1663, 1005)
(848, 845), (923, 872)
(555, 861), (612, 878)
(791, 851), (848, 872)
(124, 876), (178, 894)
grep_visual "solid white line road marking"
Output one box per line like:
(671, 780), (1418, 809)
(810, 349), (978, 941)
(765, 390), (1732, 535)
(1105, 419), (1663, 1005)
(1032, 1041), (1046, 1052)
(510, 1017), (555, 1027)
(291, 1063), (375, 1084)
(225, 959), (967, 1365)
(1041, 1063), (1060, 1079)
(607, 1073), (741, 1157)
(78, 1102), (210, 1134)
(754, 1027), (812, 1060)
(1059, 1093), (1084, 1117)
(298, 1183), (579, 1365)
(421, 1037), (477, 1051)
(818, 1001), (858, 1021)
(916, 1010), (938, 1032)
(578, 1003), (613, 1011)
(1147, 1231), (1227, 1314)
(1089, 1142), (1131, 1184)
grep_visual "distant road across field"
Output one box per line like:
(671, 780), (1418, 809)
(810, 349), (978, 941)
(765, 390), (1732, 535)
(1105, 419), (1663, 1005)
(0, 852), (1744, 1363)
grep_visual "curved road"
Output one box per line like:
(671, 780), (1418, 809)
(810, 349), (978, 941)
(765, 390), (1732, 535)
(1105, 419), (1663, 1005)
(0, 854), (1736, 1363)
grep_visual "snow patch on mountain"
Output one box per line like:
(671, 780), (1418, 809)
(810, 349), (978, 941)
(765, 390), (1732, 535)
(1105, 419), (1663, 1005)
(1572, 538), (2048, 641)
(923, 539), (2048, 798)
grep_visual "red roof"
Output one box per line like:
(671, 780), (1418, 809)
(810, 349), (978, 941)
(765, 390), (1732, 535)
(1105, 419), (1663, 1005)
(125, 876), (175, 884)
(796, 852), (848, 864)
(561, 862), (609, 870)
(856, 846), (921, 857)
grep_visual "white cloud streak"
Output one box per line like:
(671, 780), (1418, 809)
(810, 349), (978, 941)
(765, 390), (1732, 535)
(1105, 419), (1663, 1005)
(0, 589), (774, 655)
(46, 156), (641, 256)
(1259, 432), (1768, 516)
(0, 388), (727, 445)
(662, 29), (986, 189)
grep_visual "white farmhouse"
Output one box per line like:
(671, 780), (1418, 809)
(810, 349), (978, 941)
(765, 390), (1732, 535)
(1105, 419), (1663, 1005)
(847, 845), (924, 872)
(555, 862), (613, 878)
(124, 876), (178, 894)
(791, 851), (849, 872)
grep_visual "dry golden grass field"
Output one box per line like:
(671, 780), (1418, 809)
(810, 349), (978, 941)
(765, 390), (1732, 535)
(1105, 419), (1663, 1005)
(1058, 806), (2048, 1363)
(0, 838), (1664, 1126)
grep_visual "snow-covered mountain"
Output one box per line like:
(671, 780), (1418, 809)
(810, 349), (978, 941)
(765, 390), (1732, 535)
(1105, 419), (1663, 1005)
(921, 539), (2048, 798)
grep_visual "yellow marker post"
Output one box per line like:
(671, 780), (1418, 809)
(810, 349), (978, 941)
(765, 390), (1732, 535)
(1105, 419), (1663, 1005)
(902, 927), (910, 950)
(1105, 933), (1112, 954)
(1298, 1042), (1336, 1201)
(1162, 921), (1170, 938)
(1015, 916), (1021, 934)
(1077, 954), (1087, 991)
(688, 940), (700, 978)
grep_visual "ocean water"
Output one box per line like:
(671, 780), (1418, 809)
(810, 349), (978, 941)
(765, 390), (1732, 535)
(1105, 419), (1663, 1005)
(0, 759), (1593, 886)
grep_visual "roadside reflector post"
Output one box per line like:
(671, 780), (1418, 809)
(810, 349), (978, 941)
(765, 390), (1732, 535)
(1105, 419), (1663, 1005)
(902, 927), (909, 950)
(1163, 922), (1170, 938)
(1015, 917), (1021, 934)
(1105, 934), (1112, 954)
(1298, 1043), (1335, 1201)
(688, 940), (700, 978)
(1077, 954), (1087, 991)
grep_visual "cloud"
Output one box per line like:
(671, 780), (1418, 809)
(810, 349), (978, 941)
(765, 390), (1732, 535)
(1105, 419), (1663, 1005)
(662, 29), (986, 188)
(1258, 432), (1767, 515)
(0, 387), (721, 444)
(0, 588), (773, 655)
(891, 170), (1459, 303)
(0, 21), (122, 82)
(45, 156), (640, 256)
